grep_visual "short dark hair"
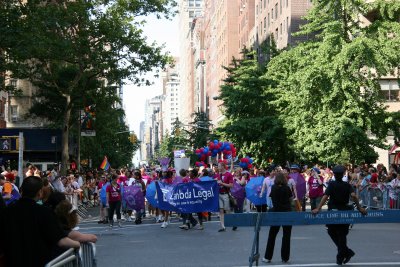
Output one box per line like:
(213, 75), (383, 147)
(21, 176), (43, 199)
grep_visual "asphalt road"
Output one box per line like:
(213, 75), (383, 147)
(79, 213), (400, 267)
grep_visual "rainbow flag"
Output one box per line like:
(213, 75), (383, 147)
(100, 156), (110, 171)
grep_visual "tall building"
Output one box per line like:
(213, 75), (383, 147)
(162, 59), (181, 135)
(139, 121), (145, 161)
(179, 0), (204, 124)
(203, 0), (241, 125)
(253, 0), (312, 57)
(238, 0), (256, 54)
(143, 96), (163, 160)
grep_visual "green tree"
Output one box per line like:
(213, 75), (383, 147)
(3, 0), (175, 174)
(266, 0), (400, 164)
(188, 111), (215, 149)
(218, 50), (290, 166)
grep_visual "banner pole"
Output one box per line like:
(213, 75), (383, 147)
(18, 132), (24, 187)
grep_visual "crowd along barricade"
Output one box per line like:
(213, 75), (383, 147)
(78, 242), (97, 267)
(355, 183), (400, 210)
(45, 248), (78, 267)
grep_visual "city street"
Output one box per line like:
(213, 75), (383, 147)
(79, 214), (400, 267)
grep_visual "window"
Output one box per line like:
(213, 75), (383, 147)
(264, 0), (266, 9)
(287, 16), (289, 32)
(271, 8), (274, 20)
(280, 23), (282, 37)
(195, 0), (201, 7)
(10, 105), (18, 122)
(188, 0), (194, 7)
(264, 17), (267, 32)
(280, 0), (282, 14)
(189, 11), (194, 18)
(275, 4), (278, 18)
(268, 13), (270, 27)
(380, 80), (400, 102)
(10, 79), (17, 88)
(256, 5), (258, 16)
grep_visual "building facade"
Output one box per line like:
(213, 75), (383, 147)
(179, 0), (204, 124)
(162, 59), (181, 135)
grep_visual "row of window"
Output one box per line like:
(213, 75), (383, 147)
(256, 0), (289, 17)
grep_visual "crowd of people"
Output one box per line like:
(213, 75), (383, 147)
(1, 161), (400, 266)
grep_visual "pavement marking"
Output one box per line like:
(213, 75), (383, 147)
(78, 220), (220, 231)
(236, 263), (400, 267)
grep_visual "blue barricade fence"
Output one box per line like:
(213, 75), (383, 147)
(225, 210), (400, 267)
(225, 209), (400, 227)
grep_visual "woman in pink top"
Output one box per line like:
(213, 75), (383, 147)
(307, 167), (324, 210)
(106, 174), (122, 228)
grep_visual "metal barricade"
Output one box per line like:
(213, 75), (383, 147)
(367, 187), (385, 209)
(78, 242), (97, 267)
(45, 248), (78, 267)
(357, 183), (400, 210)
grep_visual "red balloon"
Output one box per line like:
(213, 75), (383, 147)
(248, 164), (253, 169)
(200, 148), (204, 151)
(208, 151), (212, 156)
(195, 149), (200, 153)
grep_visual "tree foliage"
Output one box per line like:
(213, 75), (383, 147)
(218, 50), (291, 166)
(2, 0), (175, 173)
(265, 0), (400, 164)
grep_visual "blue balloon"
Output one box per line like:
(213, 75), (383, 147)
(214, 140), (218, 144)
(213, 149), (218, 153)
(249, 159), (253, 164)
(204, 147), (209, 153)
(225, 146), (231, 151)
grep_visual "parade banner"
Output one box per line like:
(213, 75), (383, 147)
(155, 181), (219, 213)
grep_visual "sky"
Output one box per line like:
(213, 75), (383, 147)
(122, 14), (179, 163)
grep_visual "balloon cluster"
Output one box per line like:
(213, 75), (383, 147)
(195, 161), (207, 167)
(195, 140), (237, 161)
(239, 156), (254, 170)
(208, 140), (236, 158)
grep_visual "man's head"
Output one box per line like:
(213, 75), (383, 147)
(218, 162), (226, 173)
(332, 165), (346, 181)
(290, 164), (300, 173)
(21, 176), (44, 200)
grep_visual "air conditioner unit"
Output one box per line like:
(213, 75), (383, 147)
(11, 116), (18, 122)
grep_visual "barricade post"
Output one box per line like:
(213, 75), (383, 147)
(225, 210), (400, 267)
(78, 242), (97, 267)
(45, 248), (78, 267)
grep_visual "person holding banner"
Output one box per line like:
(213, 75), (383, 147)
(216, 162), (233, 232)
(262, 172), (293, 264)
(312, 165), (367, 265)
(179, 169), (202, 230)
(160, 170), (173, 228)
(132, 170), (146, 224)
(106, 174), (123, 228)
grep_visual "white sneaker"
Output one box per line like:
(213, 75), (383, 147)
(262, 258), (271, 263)
(161, 221), (167, 228)
(127, 217), (132, 222)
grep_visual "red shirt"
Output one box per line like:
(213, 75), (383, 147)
(117, 175), (127, 185)
(106, 183), (121, 202)
(218, 172), (233, 193)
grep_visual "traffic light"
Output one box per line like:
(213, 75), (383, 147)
(129, 133), (137, 143)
